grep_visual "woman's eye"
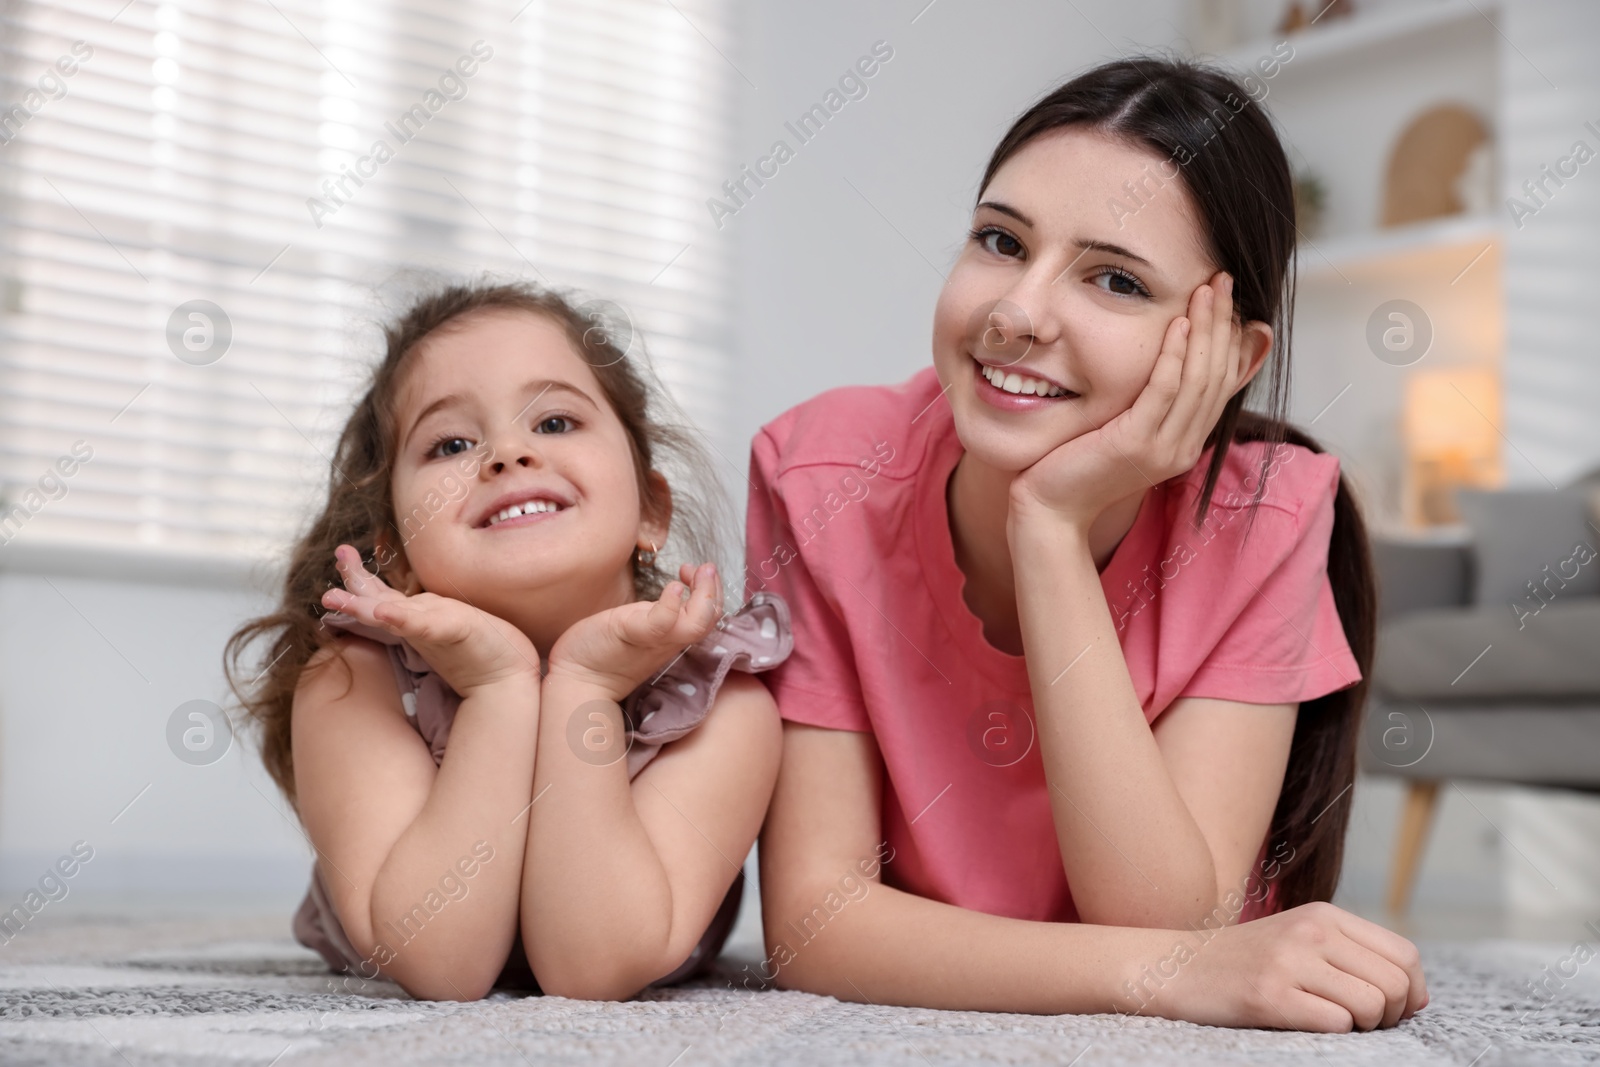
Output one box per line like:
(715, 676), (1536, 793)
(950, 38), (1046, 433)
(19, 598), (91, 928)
(1090, 267), (1151, 298)
(430, 436), (475, 458)
(970, 226), (1023, 259)
(536, 415), (576, 434)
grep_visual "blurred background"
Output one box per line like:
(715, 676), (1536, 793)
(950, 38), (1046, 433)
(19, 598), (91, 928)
(0, 0), (1596, 948)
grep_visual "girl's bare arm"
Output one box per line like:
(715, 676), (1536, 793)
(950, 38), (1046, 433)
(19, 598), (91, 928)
(291, 636), (540, 1001)
(520, 670), (781, 999)
(762, 721), (1427, 1030)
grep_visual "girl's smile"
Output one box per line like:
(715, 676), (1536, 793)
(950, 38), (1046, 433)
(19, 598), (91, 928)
(476, 488), (572, 529)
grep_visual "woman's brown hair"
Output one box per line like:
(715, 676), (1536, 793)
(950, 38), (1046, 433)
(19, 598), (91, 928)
(225, 279), (730, 807)
(978, 58), (1374, 909)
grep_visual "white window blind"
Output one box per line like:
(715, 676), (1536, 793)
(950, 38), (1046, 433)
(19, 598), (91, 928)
(0, 0), (735, 562)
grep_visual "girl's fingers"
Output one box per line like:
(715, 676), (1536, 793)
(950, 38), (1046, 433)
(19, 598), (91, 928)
(372, 595), (477, 648)
(677, 563), (722, 639)
(333, 544), (396, 599)
(637, 580), (687, 639)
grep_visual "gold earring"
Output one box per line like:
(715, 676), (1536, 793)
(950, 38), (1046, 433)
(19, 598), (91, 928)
(636, 540), (657, 567)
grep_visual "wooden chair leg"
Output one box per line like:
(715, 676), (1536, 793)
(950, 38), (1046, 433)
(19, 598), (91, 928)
(1387, 779), (1441, 915)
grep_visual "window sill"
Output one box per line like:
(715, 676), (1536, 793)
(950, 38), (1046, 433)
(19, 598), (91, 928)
(0, 539), (280, 592)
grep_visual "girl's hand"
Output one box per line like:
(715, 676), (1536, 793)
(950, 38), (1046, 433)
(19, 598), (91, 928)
(1162, 901), (1429, 1031)
(319, 544), (540, 698)
(546, 562), (723, 702)
(1009, 271), (1248, 531)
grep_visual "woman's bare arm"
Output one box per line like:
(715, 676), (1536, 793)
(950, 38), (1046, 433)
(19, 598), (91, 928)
(761, 720), (1161, 1012)
(762, 721), (1428, 1030)
(520, 670), (781, 999)
(291, 637), (539, 1001)
(1012, 515), (1299, 928)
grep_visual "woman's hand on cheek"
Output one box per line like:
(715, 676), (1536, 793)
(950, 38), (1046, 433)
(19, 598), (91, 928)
(319, 544), (541, 698)
(545, 562), (724, 702)
(1008, 271), (1246, 533)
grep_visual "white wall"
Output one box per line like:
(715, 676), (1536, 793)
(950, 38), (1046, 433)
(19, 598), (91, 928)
(0, 550), (309, 903)
(1499, 0), (1600, 487)
(718, 0), (1192, 466)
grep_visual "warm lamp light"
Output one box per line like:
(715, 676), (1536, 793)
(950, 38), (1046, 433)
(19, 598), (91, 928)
(1401, 368), (1503, 526)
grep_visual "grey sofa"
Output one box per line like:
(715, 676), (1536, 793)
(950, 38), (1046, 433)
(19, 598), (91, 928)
(1361, 485), (1600, 913)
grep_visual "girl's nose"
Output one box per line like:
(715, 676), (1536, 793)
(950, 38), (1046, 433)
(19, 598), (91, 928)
(483, 431), (543, 475)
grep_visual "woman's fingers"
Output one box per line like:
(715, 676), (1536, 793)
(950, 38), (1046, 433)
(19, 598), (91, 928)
(1270, 984), (1357, 1034)
(1126, 313), (1191, 433)
(1198, 273), (1238, 425)
(1321, 936), (1413, 1029)
(1161, 274), (1228, 443)
(1333, 910), (1428, 1018)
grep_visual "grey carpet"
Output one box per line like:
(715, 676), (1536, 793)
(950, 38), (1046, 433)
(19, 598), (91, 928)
(0, 912), (1596, 1065)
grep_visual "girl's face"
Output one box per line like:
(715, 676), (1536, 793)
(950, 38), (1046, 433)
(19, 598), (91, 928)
(932, 126), (1228, 473)
(387, 309), (664, 634)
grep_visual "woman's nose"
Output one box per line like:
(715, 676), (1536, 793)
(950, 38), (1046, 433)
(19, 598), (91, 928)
(973, 297), (1037, 368)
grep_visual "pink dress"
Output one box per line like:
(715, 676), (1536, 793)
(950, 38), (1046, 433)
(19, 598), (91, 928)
(292, 591), (794, 991)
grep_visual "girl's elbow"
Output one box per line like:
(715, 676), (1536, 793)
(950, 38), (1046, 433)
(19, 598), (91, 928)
(536, 965), (643, 1002)
(393, 965), (497, 1003)
(530, 936), (677, 1002)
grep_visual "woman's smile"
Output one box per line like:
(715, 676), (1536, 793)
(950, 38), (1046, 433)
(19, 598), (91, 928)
(971, 353), (1079, 412)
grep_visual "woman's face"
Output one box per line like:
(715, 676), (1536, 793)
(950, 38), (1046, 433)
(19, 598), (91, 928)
(386, 309), (663, 628)
(932, 126), (1226, 473)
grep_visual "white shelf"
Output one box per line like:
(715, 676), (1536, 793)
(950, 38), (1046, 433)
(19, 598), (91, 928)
(1296, 213), (1501, 282)
(1217, 0), (1495, 74)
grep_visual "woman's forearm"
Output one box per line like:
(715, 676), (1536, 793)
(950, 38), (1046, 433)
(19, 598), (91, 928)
(363, 675), (541, 999)
(764, 862), (1169, 1015)
(1010, 515), (1219, 927)
(520, 674), (685, 998)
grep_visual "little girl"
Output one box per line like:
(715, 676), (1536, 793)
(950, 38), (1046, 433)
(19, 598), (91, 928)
(749, 58), (1428, 1030)
(228, 281), (791, 1001)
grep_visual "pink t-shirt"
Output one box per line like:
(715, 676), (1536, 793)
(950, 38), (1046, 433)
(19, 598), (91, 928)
(744, 366), (1361, 925)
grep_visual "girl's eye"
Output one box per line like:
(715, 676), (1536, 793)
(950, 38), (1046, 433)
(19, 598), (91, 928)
(968, 225), (1024, 259)
(429, 436), (475, 459)
(1090, 266), (1152, 299)
(536, 414), (577, 434)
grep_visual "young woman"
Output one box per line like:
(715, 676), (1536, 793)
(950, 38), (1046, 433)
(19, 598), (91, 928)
(228, 282), (791, 1001)
(747, 58), (1428, 1031)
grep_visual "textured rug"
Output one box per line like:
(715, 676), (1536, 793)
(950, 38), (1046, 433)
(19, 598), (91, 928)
(0, 912), (1596, 1066)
